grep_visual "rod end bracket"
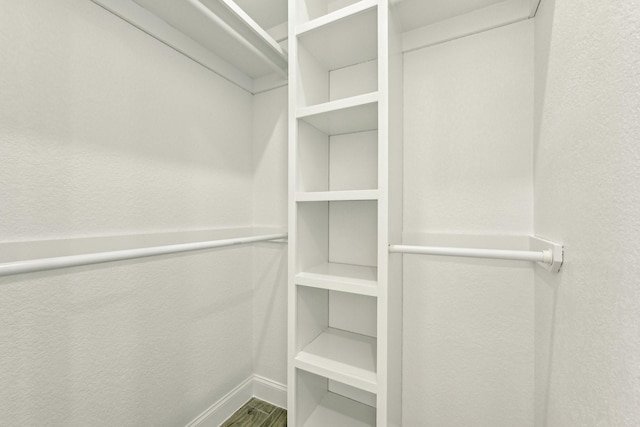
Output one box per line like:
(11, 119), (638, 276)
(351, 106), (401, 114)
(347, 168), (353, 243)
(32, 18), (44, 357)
(530, 236), (563, 273)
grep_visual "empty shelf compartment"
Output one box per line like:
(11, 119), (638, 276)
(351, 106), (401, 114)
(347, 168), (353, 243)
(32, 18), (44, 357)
(296, 328), (377, 393)
(297, 1), (377, 70)
(297, 118), (378, 193)
(303, 392), (376, 427)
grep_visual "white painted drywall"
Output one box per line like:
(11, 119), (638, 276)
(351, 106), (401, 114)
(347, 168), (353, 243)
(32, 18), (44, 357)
(403, 20), (535, 426)
(251, 86), (288, 387)
(534, 0), (640, 425)
(0, 0), (255, 425)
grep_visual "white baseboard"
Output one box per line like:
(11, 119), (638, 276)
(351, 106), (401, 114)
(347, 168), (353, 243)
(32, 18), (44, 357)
(252, 375), (287, 409)
(186, 375), (287, 427)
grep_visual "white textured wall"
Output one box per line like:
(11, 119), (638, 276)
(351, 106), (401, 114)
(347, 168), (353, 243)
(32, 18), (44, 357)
(403, 20), (534, 426)
(252, 86), (288, 386)
(0, 0), (255, 425)
(534, 0), (640, 425)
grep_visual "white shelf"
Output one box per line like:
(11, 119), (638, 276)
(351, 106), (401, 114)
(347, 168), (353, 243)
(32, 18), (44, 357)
(297, 0), (377, 36)
(215, 0), (288, 74)
(297, 262), (378, 297)
(303, 392), (376, 427)
(297, 1), (378, 71)
(295, 328), (377, 394)
(104, 0), (287, 85)
(297, 92), (379, 135)
(296, 190), (379, 202)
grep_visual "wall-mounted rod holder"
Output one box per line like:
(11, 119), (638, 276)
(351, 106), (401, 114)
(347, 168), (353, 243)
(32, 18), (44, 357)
(389, 236), (564, 273)
(0, 233), (288, 278)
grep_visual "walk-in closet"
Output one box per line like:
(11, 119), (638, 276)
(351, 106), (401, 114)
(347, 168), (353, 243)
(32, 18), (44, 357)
(1, 0), (638, 426)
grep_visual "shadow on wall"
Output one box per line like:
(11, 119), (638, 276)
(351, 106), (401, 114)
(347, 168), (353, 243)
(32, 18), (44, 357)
(252, 242), (288, 375)
(532, 0), (559, 426)
(252, 86), (288, 166)
(533, 0), (554, 157)
(534, 0), (640, 420)
(0, 246), (255, 425)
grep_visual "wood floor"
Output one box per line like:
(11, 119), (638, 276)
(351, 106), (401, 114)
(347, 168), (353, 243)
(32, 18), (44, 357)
(221, 398), (287, 427)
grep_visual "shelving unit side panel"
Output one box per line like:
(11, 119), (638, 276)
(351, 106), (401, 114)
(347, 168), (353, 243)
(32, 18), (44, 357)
(298, 121), (330, 192)
(297, 287), (330, 351)
(386, 2), (404, 426)
(375, 0), (391, 425)
(296, 369), (329, 426)
(297, 43), (330, 107)
(288, 1), (300, 423)
(297, 202), (330, 271)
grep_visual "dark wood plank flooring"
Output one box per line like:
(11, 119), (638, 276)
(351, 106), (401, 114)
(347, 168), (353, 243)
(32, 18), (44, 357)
(221, 398), (287, 427)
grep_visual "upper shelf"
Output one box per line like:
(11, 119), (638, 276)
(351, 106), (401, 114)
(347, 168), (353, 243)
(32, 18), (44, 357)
(297, 0), (377, 35)
(297, 1), (378, 71)
(132, 0), (287, 77)
(90, 0), (287, 93)
(297, 92), (379, 135)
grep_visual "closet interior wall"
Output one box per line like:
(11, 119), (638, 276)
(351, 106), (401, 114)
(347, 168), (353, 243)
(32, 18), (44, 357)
(402, 19), (535, 427)
(0, 0), (287, 424)
(534, 1), (640, 426)
(252, 86), (289, 388)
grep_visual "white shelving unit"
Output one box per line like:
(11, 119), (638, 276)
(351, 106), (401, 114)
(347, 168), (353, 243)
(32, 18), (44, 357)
(288, 0), (403, 425)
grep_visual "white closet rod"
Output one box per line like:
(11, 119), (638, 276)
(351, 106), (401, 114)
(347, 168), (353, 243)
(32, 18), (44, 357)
(388, 244), (552, 264)
(0, 233), (287, 277)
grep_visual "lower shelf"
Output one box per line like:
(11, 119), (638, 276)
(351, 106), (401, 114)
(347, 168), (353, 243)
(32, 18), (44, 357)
(296, 262), (378, 296)
(304, 392), (376, 427)
(295, 328), (377, 393)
